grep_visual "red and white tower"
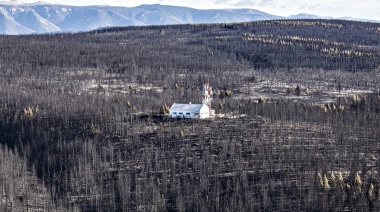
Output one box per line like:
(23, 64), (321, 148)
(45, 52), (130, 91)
(202, 83), (214, 116)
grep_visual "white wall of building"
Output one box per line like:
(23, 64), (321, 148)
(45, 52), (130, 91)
(199, 105), (210, 119)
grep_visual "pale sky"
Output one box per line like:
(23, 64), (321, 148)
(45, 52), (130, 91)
(6, 0), (380, 21)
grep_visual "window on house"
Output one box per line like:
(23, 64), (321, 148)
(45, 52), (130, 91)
(195, 113), (199, 115)
(179, 112), (183, 114)
(186, 113), (190, 115)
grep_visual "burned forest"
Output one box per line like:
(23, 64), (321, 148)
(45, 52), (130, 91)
(0, 19), (380, 211)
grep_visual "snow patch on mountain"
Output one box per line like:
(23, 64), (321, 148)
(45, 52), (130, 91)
(14, 9), (60, 32)
(0, 6), (33, 34)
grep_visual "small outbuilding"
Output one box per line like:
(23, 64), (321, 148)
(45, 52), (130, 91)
(169, 103), (210, 119)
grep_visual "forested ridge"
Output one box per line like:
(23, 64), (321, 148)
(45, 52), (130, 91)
(0, 19), (380, 211)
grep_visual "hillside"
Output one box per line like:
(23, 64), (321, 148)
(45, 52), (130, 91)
(0, 3), (281, 34)
(0, 2), (378, 35)
(0, 20), (380, 211)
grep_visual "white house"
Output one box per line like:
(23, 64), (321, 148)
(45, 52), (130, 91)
(169, 103), (210, 119)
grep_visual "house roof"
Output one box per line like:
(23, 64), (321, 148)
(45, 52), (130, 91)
(169, 103), (205, 112)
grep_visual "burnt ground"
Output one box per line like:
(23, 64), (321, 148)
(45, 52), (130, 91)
(1, 20), (380, 211)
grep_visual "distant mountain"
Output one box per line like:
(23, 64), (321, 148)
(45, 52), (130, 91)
(288, 13), (333, 20)
(0, 2), (378, 35)
(337, 16), (380, 23)
(287, 13), (380, 23)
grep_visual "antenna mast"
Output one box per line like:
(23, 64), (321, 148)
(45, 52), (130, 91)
(202, 83), (214, 115)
